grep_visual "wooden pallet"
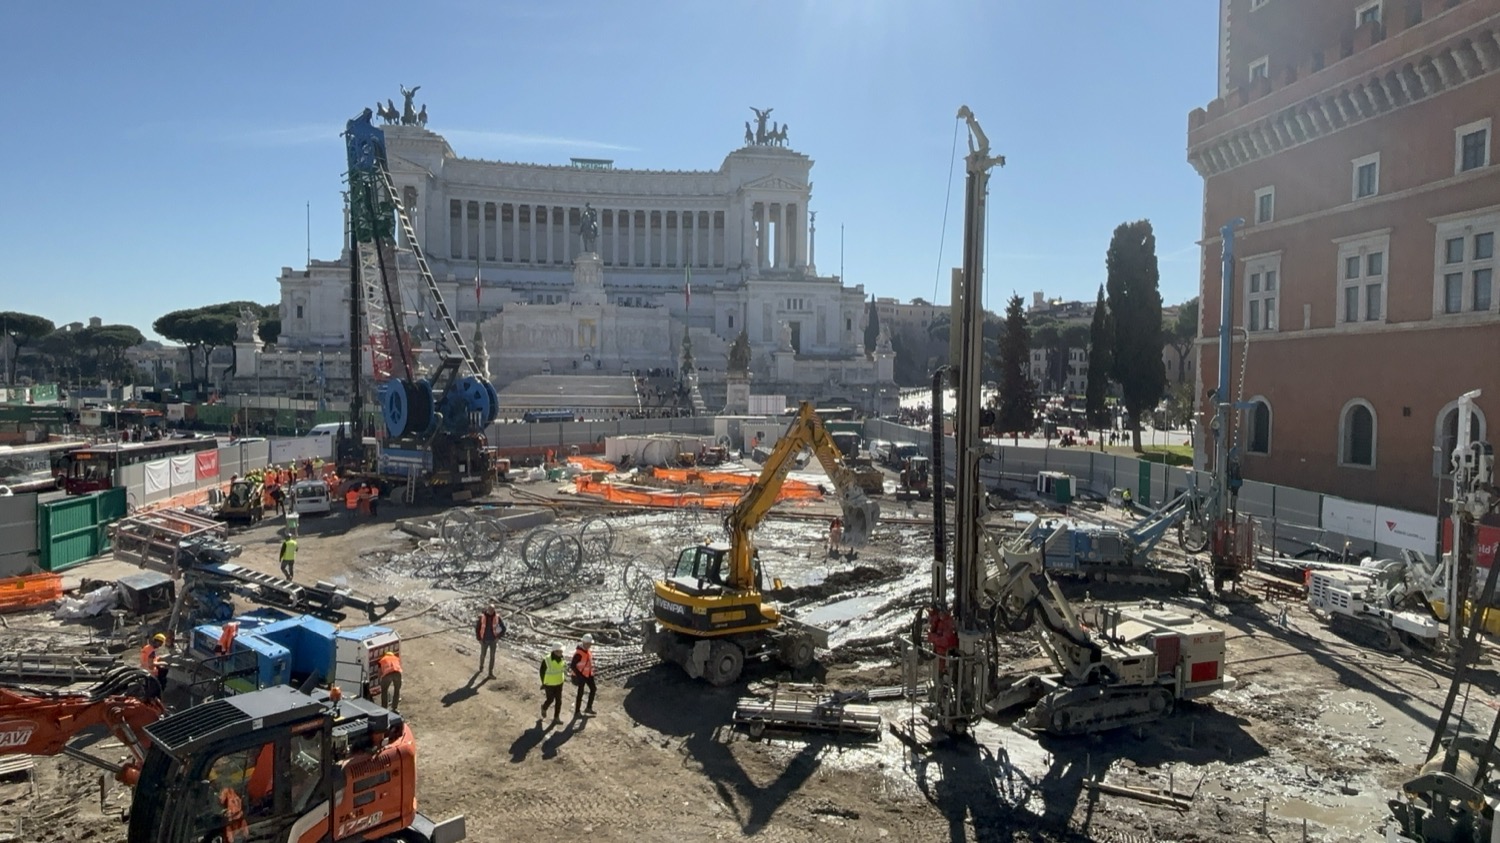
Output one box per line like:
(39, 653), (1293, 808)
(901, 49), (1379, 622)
(733, 685), (882, 738)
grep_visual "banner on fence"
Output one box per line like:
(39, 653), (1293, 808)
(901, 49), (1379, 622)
(1373, 506), (1437, 553)
(195, 449), (219, 481)
(143, 459), (170, 496)
(1442, 520), (1500, 569)
(170, 455), (195, 488)
(1321, 496), (1377, 541)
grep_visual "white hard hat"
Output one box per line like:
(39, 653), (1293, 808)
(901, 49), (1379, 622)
(581, 634), (594, 645)
(550, 642), (564, 653)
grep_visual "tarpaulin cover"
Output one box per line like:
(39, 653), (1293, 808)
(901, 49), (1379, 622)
(143, 459), (170, 495)
(170, 455), (195, 488)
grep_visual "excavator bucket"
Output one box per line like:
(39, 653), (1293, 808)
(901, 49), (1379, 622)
(837, 488), (880, 548)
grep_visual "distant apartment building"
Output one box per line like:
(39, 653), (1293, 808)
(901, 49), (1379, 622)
(874, 296), (948, 340)
(1188, 0), (1500, 511)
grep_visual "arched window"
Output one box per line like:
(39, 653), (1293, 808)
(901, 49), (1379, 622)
(1435, 401), (1487, 475)
(1245, 398), (1271, 454)
(1339, 399), (1377, 468)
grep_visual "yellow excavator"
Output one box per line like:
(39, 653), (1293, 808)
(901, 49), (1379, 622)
(643, 402), (882, 685)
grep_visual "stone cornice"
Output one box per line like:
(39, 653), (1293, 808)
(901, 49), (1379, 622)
(1188, 13), (1500, 178)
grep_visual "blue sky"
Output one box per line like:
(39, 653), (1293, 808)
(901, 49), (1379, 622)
(1, 1), (1218, 340)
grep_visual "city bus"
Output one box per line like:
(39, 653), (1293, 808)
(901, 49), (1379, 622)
(62, 437), (219, 495)
(522, 409), (577, 423)
(0, 440), (89, 493)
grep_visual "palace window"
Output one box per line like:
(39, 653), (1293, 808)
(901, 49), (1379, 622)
(1339, 399), (1377, 468)
(1336, 231), (1388, 324)
(1248, 57), (1270, 84)
(1456, 119), (1491, 173)
(1244, 253), (1280, 332)
(1355, 1), (1381, 27)
(1434, 212), (1498, 315)
(1246, 397), (1271, 455)
(1254, 186), (1275, 224)
(1352, 153), (1380, 200)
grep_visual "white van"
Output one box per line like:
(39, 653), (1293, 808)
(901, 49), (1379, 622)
(306, 422), (354, 439)
(289, 479), (332, 515)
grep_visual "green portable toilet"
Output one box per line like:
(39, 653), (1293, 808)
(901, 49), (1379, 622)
(1054, 475), (1073, 504)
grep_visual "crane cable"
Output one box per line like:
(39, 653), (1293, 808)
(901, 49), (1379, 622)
(932, 116), (963, 303)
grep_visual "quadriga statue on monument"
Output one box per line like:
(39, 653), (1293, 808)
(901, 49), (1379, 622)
(579, 203), (599, 254)
(399, 84), (421, 125)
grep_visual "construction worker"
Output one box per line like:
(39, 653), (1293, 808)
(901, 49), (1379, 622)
(827, 517), (844, 556)
(279, 535), (297, 580)
(377, 648), (402, 713)
(345, 483), (360, 516)
(219, 785), (249, 843)
(571, 634), (596, 717)
(475, 604), (507, 677)
(139, 632), (168, 685)
(539, 643), (566, 724)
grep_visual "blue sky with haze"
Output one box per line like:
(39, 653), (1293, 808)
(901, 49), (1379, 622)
(1, 1), (1218, 339)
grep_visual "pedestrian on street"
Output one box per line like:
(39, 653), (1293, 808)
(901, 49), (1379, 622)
(377, 648), (403, 713)
(539, 643), (566, 724)
(571, 634), (596, 717)
(279, 536), (298, 580)
(475, 604), (506, 677)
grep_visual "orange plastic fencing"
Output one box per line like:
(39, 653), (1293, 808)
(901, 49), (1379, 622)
(0, 572), (64, 613)
(572, 475), (823, 509)
(648, 467), (823, 499)
(567, 456), (618, 473)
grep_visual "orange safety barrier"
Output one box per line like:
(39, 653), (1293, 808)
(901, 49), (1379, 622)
(567, 456), (618, 473)
(0, 572), (64, 613)
(573, 475), (823, 509)
(648, 467), (823, 499)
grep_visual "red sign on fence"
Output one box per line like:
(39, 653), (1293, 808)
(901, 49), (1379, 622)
(1441, 520), (1500, 569)
(195, 449), (220, 481)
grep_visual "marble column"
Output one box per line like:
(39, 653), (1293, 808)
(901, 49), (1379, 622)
(528, 206), (537, 264)
(478, 202), (487, 263)
(779, 203), (789, 268)
(628, 210), (636, 267)
(460, 200), (470, 260)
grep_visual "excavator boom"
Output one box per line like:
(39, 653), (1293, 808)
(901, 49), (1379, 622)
(0, 667), (163, 783)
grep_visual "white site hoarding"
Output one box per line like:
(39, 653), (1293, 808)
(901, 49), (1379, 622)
(1373, 506), (1438, 553)
(1320, 496), (1377, 541)
(747, 395), (787, 416)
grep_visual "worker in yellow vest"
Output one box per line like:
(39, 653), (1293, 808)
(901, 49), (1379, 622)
(279, 536), (297, 580)
(539, 643), (566, 725)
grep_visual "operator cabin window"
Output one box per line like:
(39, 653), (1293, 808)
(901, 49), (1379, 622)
(1244, 255), (1279, 332)
(1254, 186), (1275, 224)
(1337, 233), (1388, 324)
(1248, 57), (1270, 85)
(1457, 119), (1491, 173)
(1436, 215), (1497, 315)
(1352, 153), (1380, 200)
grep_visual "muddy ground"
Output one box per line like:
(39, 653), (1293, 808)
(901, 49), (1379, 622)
(0, 467), (1492, 842)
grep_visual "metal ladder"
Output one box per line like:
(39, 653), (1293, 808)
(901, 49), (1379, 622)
(376, 161), (478, 378)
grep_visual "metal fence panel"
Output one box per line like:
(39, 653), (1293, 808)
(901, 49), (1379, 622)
(0, 494), (39, 577)
(37, 488), (123, 572)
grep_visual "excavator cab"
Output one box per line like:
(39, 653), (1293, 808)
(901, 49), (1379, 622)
(664, 543), (764, 596)
(128, 686), (464, 843)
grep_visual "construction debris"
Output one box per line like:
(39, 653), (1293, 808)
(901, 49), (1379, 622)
(733, 682), (883, 739)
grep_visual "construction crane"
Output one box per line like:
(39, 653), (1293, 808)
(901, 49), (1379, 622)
(0, 672), (465, 843)
(339, 108), (499, 501)
(643, 402), (881, 686)
(1386, 389), (1499, 843)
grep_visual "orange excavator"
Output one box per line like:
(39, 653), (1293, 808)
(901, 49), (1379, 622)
(0, 667), (464, 842)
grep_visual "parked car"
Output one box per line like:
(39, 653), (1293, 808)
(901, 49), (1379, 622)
(887, 442), (921, 469)
(868, 439), (892, 464)
(289, 479), (332, 515)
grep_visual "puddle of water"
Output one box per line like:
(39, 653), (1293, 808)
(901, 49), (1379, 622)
(800, 593), (890, 627)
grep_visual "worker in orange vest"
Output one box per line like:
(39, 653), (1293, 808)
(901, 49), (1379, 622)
(219, 786), (249, 843)
(215, 622), (239, 657)
(377, 649), (402, 713)
(345, 484), (360, 516)
(139, 632), (168, 686)
(475, 604), (507, 677)
(570, 634), (597, 717)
